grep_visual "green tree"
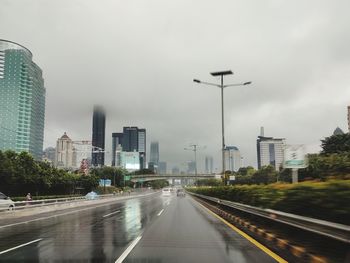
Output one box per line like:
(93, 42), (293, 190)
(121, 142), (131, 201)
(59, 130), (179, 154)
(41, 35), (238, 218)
(321, 133), (350, 154)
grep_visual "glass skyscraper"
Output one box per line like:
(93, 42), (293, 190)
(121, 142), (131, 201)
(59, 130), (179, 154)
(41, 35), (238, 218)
(91, 105), (106, 166)
(0, 40), (45, 159)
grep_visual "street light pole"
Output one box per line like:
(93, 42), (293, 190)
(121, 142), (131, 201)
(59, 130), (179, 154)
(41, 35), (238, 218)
(193, 70), (251, 185)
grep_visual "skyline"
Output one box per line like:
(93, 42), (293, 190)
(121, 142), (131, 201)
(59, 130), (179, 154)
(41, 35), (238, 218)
(1, 1), (350, 172)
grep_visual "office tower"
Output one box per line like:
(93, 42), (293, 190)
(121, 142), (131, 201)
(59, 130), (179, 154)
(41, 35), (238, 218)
(205, 156), (214, 174)
(224, 146), (241, 172)
(187, 161), (196, 174)
(43, 147), (56, 163)
(138, 129), (146, 169)
(348, 106), (350, 133)
(91, 105), (105, 167)
(158, 161), (167, 174)
(257, 134), (285, 171)
(55, 132), (76, 169)
(122, 127), (138, 151)
(172, 167), (180, 175)
(112, 132), (123, 166)
(149, 141), (159, 164)
(0, 40), (45, 159)
(112, 127), (146, 169)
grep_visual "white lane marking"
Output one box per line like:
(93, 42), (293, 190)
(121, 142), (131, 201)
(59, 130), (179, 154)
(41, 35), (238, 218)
(157, 209), (164, 216)
(0, 238), (43, 255)
(103, 210), (120, 218)
(0, 192), (159, 230)
(115, 235), (142, 263)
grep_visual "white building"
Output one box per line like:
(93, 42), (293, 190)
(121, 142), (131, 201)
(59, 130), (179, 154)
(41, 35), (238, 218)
(205, 156), (214, 174)
(224, 146), (241, 172)
(257, 136), (285, 171)
(55, 132), (76, 169)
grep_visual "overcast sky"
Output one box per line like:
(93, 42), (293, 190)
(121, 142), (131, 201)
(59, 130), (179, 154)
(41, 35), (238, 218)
(1, 0), (350, 172)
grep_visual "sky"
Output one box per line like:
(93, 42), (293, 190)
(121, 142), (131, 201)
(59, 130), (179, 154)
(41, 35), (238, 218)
(1, 0), (350, 172)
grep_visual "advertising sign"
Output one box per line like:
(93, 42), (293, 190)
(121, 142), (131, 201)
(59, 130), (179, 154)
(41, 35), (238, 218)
(229, 175), (236, 181)
(99, 179), (111, 187)
(283, 145), (308, 169)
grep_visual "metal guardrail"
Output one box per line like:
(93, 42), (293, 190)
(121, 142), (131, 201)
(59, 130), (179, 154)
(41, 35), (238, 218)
(0, 192), (134, 212)
(189, 192), (350, 244)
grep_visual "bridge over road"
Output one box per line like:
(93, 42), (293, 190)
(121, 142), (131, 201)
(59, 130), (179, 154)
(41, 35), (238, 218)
(130, 174), (216, 183)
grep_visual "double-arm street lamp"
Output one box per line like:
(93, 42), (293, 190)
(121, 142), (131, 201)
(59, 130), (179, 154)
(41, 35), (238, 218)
(193, 70), (251, 184)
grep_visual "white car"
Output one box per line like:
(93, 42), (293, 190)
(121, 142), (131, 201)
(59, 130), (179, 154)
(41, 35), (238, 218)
(162, 188), (171, 196)
(0, 192), (15, 211)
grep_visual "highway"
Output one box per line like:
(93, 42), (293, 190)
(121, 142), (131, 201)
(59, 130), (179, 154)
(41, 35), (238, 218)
(0, 191), (284, 262)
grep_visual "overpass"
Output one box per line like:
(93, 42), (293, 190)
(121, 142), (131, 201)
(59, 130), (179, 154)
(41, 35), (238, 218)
(130, 174), (216, 183)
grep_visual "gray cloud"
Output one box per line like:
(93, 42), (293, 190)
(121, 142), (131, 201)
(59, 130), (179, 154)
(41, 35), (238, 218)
(1, 0), (350, 172)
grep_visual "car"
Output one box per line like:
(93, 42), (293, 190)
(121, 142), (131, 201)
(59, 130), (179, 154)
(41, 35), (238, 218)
(176, 189), (186, 197)
(162, 188), (171, 196)
(0, 192), (15, 211)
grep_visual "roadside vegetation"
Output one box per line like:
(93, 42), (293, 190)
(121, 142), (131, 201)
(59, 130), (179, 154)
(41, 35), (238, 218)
(189, 134), (350, 224)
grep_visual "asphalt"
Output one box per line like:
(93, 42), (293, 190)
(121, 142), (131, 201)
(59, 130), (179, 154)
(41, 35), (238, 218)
(0, 191), (281, 263)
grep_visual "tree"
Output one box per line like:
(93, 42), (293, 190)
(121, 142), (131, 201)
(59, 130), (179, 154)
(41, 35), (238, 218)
(251, 165), (277, 184)
(321, 133), (350, 154)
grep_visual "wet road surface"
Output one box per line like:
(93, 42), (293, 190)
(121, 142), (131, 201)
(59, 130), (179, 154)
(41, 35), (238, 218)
(0, 192), (282, 262)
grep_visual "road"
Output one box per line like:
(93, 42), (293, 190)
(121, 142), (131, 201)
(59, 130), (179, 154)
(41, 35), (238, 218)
(0, 191), (284, 262)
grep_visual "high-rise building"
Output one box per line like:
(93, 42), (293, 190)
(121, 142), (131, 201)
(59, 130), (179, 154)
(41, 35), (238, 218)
(172, 167), (180, 175)
(187, 161), (196, 174)
(257, 135), (285, 171)
(347, 106), (350, 133)
(138, 128), (146, 169)
(205, 156), (214, 174)
(158, 161), (167, 174)
(149, 141), (159, 164)
(43, 147), (56, 163)
(122, 127), (138, 151)
(120, 151), (140, 171)
(112, 127), (146, 169)
(111, 132), (123, 166)
(55, 132), (76, 169)
(91, 105), (106, 167)
(224, 146), (241, 172)
(0, 40), (45, 159)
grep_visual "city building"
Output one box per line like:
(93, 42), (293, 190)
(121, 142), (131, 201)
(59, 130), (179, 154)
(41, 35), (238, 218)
(257, 134), (285, 171)
(224, 146), (241, 172)
(149, 141), (159, 164)
(120, 151), (140, 171)
(0, 40), (45, 159)
(333, 127), (344, 135)
(111, 127), (146, 169)
(138, 128), (146, 169)
(158, 161), (167, 174)
(111, 132), (123, 166)
(43, 147), (56, 164)
(91, 105), (106, 167)
(55, 132), (76, 169)
(187, 161), (196, 174)
(172, 167), (180, 175)
(205, 156), (214, 174)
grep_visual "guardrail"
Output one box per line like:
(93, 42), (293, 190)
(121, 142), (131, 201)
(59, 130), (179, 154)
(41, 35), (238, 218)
(188, 192), (350, 244)
(0, 192), (135, 212)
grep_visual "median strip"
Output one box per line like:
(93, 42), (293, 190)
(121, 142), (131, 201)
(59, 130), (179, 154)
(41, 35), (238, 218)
(0, 238), (43, 255)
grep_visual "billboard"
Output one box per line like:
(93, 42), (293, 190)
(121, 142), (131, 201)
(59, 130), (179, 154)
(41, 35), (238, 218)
(283, 145), (308, 169)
